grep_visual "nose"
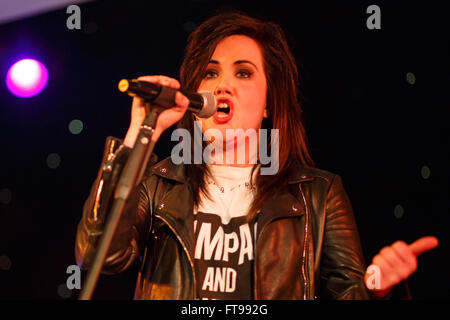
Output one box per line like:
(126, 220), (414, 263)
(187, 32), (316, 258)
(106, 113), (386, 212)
(214, 75), (232, 96)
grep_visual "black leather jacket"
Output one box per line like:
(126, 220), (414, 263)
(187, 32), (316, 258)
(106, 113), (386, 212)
(75, 137), (372, 299)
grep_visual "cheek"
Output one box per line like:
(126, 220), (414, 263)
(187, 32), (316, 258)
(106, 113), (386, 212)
(247, 111), (265, 129)
(240, 83), (266, 117)
(197, 80), (213, 93)
(237, 103), (265, 131)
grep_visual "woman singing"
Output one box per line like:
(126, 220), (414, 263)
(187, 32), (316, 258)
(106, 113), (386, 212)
(75, 9), (438, 300)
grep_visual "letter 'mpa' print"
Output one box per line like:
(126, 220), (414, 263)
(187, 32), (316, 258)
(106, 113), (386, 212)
(194, 212), (256, 299)
(195, 222), (224, 260)
(194, 221), (254, 264)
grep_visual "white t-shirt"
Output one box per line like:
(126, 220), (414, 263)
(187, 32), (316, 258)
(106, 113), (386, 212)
(193, 164), (259, 300)
(194, 164), (258, 223)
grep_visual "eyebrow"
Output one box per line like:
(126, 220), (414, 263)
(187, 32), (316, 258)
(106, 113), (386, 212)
(209, 59), (258, 70)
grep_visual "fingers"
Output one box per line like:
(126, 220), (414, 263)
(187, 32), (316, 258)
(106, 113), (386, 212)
(379, 243), (416, 281)
(137, 75), (180, 89)
(409, 236), (439, 256)
(371, 254), (402, 289)
(128, 75), (187, 145)
(392, 240), (417, 273)
(130, 75), (185, 118)
(136, 75), (188, 109)
(175, 91), (190, 109)
(368, 236), (439, 293)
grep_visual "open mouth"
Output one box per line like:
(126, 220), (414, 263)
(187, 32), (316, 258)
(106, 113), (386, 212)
(216, 102), (231, 116)
(213, 99), (233, 123)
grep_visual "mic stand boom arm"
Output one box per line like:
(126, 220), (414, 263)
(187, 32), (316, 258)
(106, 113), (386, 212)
(79, 102), (161, 300)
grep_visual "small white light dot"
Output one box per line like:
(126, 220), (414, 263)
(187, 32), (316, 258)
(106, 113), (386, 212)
(68, 119), (84, 135)
(421, 165), (431, 179)
(47, 153), (61, 169)
(0, 188), (12, 205)
(57, 283), (72, 299)
(0, 255), (12, 271)
(394, 204), (404, 219)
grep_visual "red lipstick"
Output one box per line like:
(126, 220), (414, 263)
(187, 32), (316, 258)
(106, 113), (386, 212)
(213, 98), (234, 124)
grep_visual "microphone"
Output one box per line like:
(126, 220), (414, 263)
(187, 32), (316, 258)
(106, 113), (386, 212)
(118, 79), (217, 118)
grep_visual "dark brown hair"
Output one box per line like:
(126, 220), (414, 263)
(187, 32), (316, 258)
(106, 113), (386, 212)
(179, 8), (314, 222)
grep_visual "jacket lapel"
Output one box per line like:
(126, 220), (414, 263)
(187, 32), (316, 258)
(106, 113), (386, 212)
(154, 183), (195, 256)
(151, 158), (194, 256)
(255, 190), (306, 240)
(150, 158), (317, 259)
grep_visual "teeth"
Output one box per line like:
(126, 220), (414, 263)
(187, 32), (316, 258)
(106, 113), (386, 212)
(216, 102), (231, 118)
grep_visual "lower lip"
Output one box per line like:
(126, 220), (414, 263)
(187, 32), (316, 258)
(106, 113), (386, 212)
(213, 109), (233, 124)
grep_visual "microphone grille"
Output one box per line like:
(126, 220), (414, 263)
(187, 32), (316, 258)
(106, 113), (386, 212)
(197, 91), (217, 118)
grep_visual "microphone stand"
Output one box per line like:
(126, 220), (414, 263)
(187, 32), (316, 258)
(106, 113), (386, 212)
(79, 102), (161, 300)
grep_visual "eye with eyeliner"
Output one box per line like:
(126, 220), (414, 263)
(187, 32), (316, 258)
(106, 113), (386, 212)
(236, 69), (253, 78)
(203, 68), (253, 79)
(204, 69), (219, 79)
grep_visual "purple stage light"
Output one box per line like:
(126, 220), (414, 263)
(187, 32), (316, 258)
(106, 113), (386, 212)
(6, 59), (49, 98)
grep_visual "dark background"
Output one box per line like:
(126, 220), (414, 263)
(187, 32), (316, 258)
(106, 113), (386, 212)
(0, 0), (448, 299)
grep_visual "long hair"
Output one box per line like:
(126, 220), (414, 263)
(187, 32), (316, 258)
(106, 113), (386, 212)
(178, 9), (315, 222)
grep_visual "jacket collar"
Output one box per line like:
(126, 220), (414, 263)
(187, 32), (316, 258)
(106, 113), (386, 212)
(151, 157), (314, 258)
(151, 157), (187, 183)
(151, 157), (315, 184)
(287, 164), (316, 184)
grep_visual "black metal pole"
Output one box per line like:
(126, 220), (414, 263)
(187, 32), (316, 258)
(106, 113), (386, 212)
(79, 104), (160, 300)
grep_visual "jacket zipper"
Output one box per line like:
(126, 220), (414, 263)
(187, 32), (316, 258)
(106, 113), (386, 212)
(154, 186), (311, 300)
(254, 191), (312, 300)
(155, 214), (198, 299)
(299, 183), (311, 300)
(253, 220), (259, 300)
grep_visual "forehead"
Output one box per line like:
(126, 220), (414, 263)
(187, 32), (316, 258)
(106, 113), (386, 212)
(210, 35), (264, 65)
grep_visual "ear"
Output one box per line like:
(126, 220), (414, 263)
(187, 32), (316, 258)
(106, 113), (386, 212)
(263, 108), (269, 118)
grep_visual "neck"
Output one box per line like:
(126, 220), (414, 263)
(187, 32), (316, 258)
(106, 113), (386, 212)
(206, 133), (259, 167)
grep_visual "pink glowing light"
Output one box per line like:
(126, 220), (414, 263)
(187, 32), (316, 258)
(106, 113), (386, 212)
(6, 59), (49, 98)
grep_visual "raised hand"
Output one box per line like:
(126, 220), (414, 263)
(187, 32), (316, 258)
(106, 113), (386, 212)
(365, 236), (439, 298)
(123, 75), (190, 148)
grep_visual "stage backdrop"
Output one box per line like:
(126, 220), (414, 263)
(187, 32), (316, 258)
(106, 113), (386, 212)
(0, 0), (448, 299)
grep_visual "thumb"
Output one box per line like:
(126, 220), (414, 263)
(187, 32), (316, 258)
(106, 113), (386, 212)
(409, 236), (439, 256)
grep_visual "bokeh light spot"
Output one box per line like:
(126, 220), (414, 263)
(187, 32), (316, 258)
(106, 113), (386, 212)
(0, 255), (12, 271)
(46, 153), (61, 169)
(57, 284), (72, 299)
(421, 165), (431, 179)
(6, 59), (49, 98)
(0, 188), (12, 204)
(406, 72), (416, 85)
(394, 204), (404, 219)
(68, 119), (84, 135)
